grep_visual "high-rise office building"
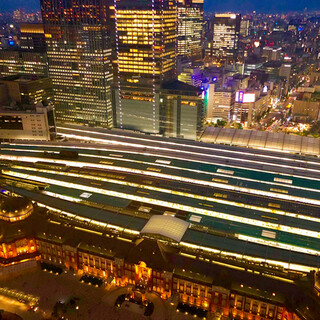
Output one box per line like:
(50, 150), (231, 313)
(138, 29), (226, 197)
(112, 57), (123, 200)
(113, 0), (177, 133)
(0, 24), (48, 77)
(40, 0), (114, 127)
(0, 50), (48, 77)
(160, 80), (205, 140)
(19, 23), (47, 51)
(262, 47), (282, 62)
(211, 13), (241, 61)
(207, 87), (235, 121)
(177, 0), (204, 60)
(240, 19), (249, 37)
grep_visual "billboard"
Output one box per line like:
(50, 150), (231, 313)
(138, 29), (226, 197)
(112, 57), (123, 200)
(243, 93), (255, 103)
(236, 92), (255, 103)
(235, 91), (244, 103)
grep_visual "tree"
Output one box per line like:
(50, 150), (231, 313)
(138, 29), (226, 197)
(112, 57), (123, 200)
(216, 119), (227, 127)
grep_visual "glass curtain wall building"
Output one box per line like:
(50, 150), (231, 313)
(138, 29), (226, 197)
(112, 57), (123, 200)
(177, 0), (204, 60)
(113, 0), (177, 133)
(40, 0), (114, 127)
(211, 13), (241, 62)
(160, 80), (205, 140)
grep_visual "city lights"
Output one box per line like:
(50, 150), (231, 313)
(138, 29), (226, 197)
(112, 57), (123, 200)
(1, 2), (320, 319)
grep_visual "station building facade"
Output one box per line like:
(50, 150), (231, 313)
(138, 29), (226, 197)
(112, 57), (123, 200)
(0, 196), (305, 320)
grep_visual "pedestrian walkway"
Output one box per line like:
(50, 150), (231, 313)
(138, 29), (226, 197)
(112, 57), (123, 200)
(0, 270), (217, 320)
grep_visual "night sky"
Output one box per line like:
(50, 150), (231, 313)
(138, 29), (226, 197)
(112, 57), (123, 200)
(0, 0), (320, 13)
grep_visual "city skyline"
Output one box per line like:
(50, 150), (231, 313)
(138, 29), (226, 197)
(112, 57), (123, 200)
(2, 0), (320, 13)
(0, 0), (320, 317)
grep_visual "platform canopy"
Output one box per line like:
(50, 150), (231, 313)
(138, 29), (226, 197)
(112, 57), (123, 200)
(201, 127), (320, 156)
(141, 215), (189, 242)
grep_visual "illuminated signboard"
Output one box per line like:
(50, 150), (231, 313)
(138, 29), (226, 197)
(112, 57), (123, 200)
(243, 93), (255, 103)
(254, 41), (260, 48)
(236, 91), (244, 103)
(236, 91), (255, 103)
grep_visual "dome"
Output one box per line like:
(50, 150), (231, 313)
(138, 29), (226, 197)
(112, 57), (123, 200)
(0, 197), (33, 222)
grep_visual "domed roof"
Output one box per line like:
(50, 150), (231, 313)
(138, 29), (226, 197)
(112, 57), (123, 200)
(0, 196), (33, 222)
(315, 272), (320, 291)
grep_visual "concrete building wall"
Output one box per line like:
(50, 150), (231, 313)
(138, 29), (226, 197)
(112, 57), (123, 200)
(208, 90), (234, 121)
(3, 81), (21, 103)
(0, 84), (8, 106)
(293, 100), (320, 121)
(0, 108), (53, 141)
(0, 76), (54, 107)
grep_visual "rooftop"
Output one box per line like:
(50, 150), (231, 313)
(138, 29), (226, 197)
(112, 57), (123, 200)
(161, 80), (201, 94)
(201, 127), (320, 156)
(0, 75), (47, 83)
(141, 215), (189, 242)
(1, 127), (320, 272)
(0, 196), (33, 222)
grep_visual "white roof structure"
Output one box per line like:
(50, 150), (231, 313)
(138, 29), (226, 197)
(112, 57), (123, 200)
(201, 127), (320, 156)
(141, 215), (189, 242)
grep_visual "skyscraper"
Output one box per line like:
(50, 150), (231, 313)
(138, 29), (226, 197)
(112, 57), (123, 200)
(113, 0), (177, 133)
(212, 13), (241, 61)
(40, 0), (114, 127)
(19, 23), (47, 51)
(177, 0), (204, 60)
(240, 19), (250, 38)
